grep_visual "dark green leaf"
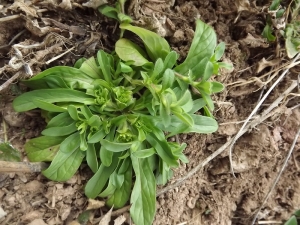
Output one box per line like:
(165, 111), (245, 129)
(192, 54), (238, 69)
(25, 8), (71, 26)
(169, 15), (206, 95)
(85, 153), (120, 198)
(25, 136), (65, 162)
(120, 23), (170, 61)
(130, 156), (156, 225)
(107, 165), (132, 208)
(13, 89), (95, 112)
(42, 147), (85, 181)
(98, 5), (119, 20)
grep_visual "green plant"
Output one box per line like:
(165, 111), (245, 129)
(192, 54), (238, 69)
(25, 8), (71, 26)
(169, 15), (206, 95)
(262, 0), (300, 58)
(13, 12), (230, 225)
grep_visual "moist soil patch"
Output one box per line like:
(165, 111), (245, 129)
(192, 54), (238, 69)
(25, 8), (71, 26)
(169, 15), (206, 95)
(1, 0), (300, 224)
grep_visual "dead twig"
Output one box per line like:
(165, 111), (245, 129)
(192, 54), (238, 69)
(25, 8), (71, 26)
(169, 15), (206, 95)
(0, 161), (48, 173)
(251, 126), (300, 225)
(229, 53), (300, 177)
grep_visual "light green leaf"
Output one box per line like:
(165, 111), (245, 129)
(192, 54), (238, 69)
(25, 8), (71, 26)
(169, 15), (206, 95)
(97, 50), (112, 82)
(175, 20), (217, 76)
(187, 115), (218, 133)
(98, 5), (119, 20)
(130, 156), (156, 225)
(42, 147), (85, 181)
(25, 136), (65, 162)
(79, 57), (102, 79)
(162, 69), (175, 89)
(116, 38), (149, 66)
(163, 51), (178, 69)
(214, 42), (226, 61)
(284, 215), (297, 225)
(13, 89), (95, 112)
(120, 23), (170, 61)
(211, 81), (224, 93)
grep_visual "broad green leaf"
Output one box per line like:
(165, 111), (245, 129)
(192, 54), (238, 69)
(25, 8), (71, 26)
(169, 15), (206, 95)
(0, 142), (21, 162)
(85, 153), (120, 198)
(130, 156), (156, 225)
(59, 132), (81, 153)
(116, 38), (149, 66)
(32, 100), (66, 112)
(146, 133), (178, 167)
(13, 89), (95, 112)
(25, 136), (65, 161)
(88, 115), (102, 127)
(67, 105), (81, 121)
(42, 122), (77, 136)
(132, 147), (156, 158)
(175, 20), (217, 76)
(43, 147), (85, 181)
(97, 50), (112, 82)
(79, 57), (101, 79)
(100, 139), (133, 152)
(188, 98), (206, 113)
(86, 144), (98, 173)
(107, 165), (132, 208)
(172, 110), (194, 127)
(22, 66), (94, 90)
(120, 23), (170, 61)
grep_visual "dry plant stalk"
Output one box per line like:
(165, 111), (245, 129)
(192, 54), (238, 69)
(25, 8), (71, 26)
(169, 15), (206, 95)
(0, 161), (48, 173)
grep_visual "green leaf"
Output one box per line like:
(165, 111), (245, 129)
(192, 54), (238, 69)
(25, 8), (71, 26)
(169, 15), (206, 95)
(59, 132), (81, 153)
(100, 139), (133, 152)
(0, 142), (21, 162)
(146, 133), (178, 167)
(107, 165), (132, 208)
(262, 23), (276, 42)
(270, 0), (281, 10)
(79, 57), (102, 79)
(163, 51), (178, 69)
(46, 112), (73, 128)
(175, 20), (217, 76)
(120, 23), (170, 61)
(42, 147), (85, 181)
(189, 98), (206, 113)
(211, 81), (224, 93)
(88, 129), (106, 143)
(85, 153), (120, 198)
(130, 156), (156, 225)
(98, 5), (119, 20)
(188, 115), (218, 133)
(132, 147), (156, 158)
(86, 144), (98, 173)
(13, 89), (95, 112)
(97, 50), (112, 82)
(162, 69), (175, 89)
(284, 215), (297, 225)
(151, 58), (164, 79)
(42, 122), (77, 137)
(214, 42), (226, 61)
(32, 99), (66, 112)
(25, 136), (65, 161)
(202, 61), (214, 80)
(100, 145), (114, 167)
(22, 66), (94, 90)
(116, 38), (149, 66)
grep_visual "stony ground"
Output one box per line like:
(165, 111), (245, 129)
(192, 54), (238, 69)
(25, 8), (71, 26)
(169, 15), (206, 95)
(1, 0), (300, 224)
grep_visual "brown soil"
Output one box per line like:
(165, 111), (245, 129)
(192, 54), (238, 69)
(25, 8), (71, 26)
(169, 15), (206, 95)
(1, 0), (300, 225)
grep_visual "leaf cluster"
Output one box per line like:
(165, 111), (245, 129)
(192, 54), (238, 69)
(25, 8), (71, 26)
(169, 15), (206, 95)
(13, 16), (229, 225)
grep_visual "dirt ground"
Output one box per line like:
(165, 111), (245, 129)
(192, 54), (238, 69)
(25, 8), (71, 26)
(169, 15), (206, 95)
(1, 0), (300, 224)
